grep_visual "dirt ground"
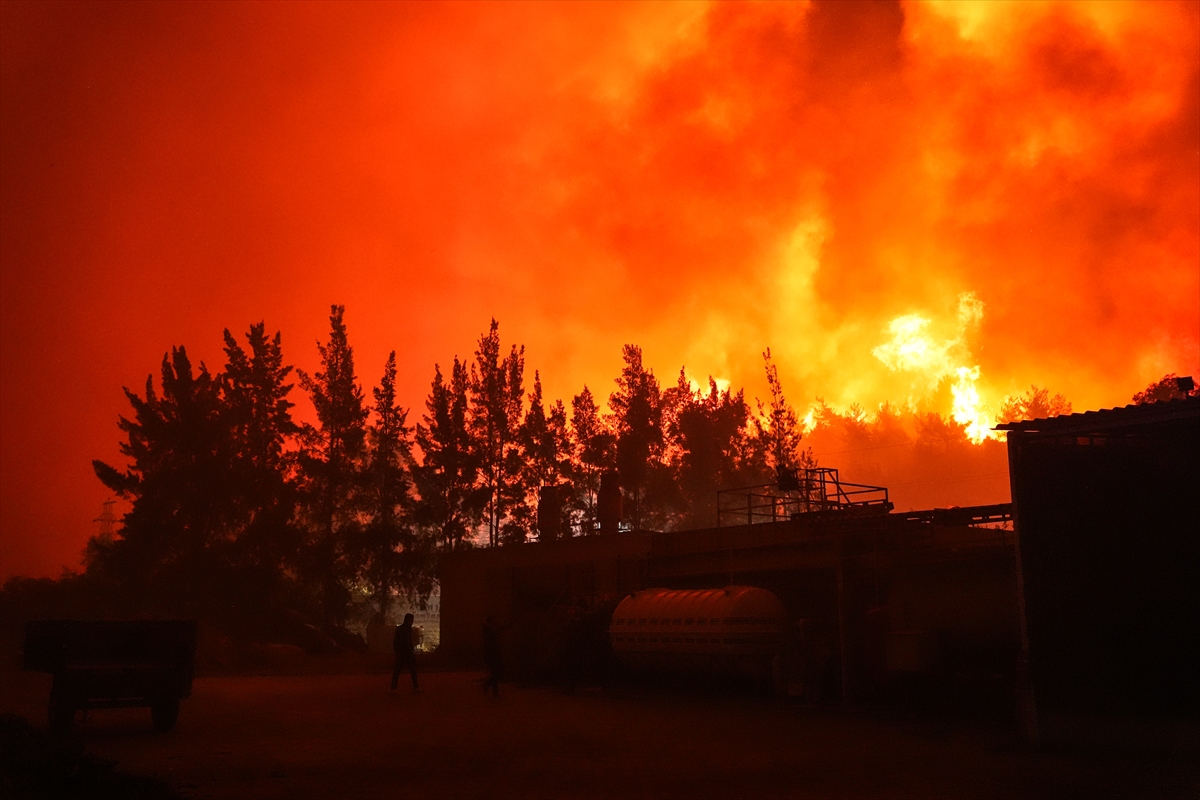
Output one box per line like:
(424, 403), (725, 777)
(3, 665), (1197, 800)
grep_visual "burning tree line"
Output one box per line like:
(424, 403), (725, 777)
(25, 304), (1183, 645)
(77, 306), (808, 636)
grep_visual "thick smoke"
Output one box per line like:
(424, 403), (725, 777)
(1, 1), (1196, 577)
(518, 0), (1199, 417)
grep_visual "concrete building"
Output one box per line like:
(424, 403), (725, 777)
(440, 393), (1199, 721)
(441, 500), (1020, 704)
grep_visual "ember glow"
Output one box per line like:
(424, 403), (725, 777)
(1, 0), (1197, 578)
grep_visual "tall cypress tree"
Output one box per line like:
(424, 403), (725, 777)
(469, 320), (526, 546)
(516, 372), (570, 540)
(92, 347), (228, 615)
(414, 359), (484, 552)
(296, 305), (368, 626)
(222, 323), (296, 478)
(671, 377), (752, 529)
(362, 352), (425, 621)
(220, 323), (300, 599)
(751, 348), (806, 474)
(569, 385), (615, 534)
(609, 345), (662, 531)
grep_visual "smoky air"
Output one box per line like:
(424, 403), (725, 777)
(2, 1), (1197, 797)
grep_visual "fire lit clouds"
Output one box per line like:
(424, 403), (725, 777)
(1, 1), (1197, 578)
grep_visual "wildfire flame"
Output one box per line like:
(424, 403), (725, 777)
(950, 366), (996, 444)
(871, 292), (999, 444)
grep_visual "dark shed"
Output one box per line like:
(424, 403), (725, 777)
(997, 395), (1200, 717)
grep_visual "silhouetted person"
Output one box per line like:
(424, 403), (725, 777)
(391, 613), (419, 692)
(481, 616), (503, 697)
(562, 603), (593, 692)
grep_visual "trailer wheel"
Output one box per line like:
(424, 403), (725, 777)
(151, 698), (180, 732)
(48, 691), (74, 734)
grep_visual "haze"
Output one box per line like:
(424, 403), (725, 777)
(2, 0), (1197, 580)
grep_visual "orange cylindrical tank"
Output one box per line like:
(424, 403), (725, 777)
(608, 586), (788, 679)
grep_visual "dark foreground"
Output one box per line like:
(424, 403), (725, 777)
(3, 668), (1197, 799)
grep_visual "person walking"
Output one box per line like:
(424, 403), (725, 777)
(481, 616), (503, 698)
(391, 613), (420, 692)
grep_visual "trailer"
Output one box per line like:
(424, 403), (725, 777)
(23, 620), (198, 733)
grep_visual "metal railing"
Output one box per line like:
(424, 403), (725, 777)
(716, 468), (892, 527)
(898, 503), (1012, 527)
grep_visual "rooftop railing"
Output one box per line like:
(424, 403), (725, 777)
(716, 467), (892, 527)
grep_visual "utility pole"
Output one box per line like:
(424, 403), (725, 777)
(94, 499), (117, 539)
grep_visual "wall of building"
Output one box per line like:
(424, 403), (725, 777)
(1009, 410), (1200, 716)
(440, 515), (1021, 704)
(439, 532), (652, 666)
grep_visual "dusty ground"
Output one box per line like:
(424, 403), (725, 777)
(3, 665), (1197, 799)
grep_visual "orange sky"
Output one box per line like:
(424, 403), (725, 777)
(2, 0), (1197, 580)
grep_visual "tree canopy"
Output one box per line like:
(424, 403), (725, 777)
(87, 306), (1100, 641)
(1133, 373), (1199, 405)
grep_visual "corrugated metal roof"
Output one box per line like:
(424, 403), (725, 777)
(993, 395), (1200, 435)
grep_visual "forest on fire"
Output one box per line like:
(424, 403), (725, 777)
(75, 305), (817, 639)
(5, 305), (1189, 649)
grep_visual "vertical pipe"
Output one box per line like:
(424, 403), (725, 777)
(727, 529), (735, 588)
(836, 527), (850, 703)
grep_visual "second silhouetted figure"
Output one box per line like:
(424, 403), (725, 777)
(391, 613), (419, 692)
(482, 616), (503, 697)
